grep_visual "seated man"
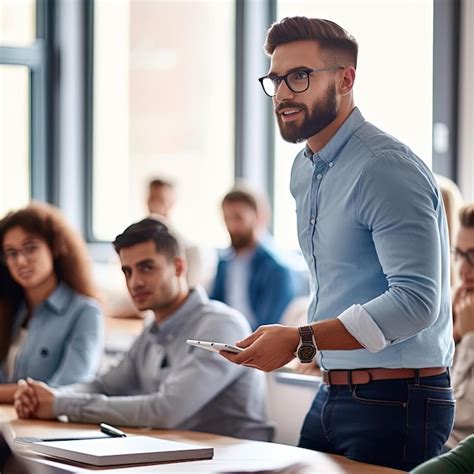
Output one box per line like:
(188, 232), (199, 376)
(13, 218), (273, 441)
(211, 186), (295, 329)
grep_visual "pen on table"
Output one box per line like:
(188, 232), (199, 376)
(100, 423), (127, 438)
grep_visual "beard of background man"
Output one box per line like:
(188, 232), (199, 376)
(276, 81), (338, 144)
(230, 230), (254, 251)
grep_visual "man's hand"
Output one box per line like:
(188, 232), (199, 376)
(454, 290), (474, 338)
(220, 324), (300, 372)
(13, 378), (56, 420)
(14, 379), (36, 418)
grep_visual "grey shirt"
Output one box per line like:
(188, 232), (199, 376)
(54, 286), (273, 441)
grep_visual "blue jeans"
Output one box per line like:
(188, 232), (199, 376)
(298, 373), (455, 471)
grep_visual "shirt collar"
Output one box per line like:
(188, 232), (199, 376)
(149, 286), (208, 339)
(304, 107), (366, 164)
(221, 244), (258, 262)
(44, 281), (74, 315)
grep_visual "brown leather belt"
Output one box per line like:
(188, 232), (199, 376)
(322, 367), (447, 386)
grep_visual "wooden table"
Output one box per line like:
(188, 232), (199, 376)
(0, 406), (405, 473)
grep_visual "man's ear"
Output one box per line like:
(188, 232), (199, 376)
(173, 256), (187, 277)
(337, 67), (356, 96)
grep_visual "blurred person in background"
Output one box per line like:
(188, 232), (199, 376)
(147, 178), (176, 218)
(447, 203), (474, 448)
(211, 186), (295, 330)
(147, 177), (207, 289)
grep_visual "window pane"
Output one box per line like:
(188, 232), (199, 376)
(0, 65), (30, 215)
(273, 0), (433, 250)
(0, 0), (36, 46)
(93, 0), (235, 245)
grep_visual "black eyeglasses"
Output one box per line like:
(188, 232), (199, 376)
(451, 247), (474, 266)
(258, 67), (345, 97)
(2, 242), (40, 263)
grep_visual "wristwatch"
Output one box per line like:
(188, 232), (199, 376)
(295, 326), (317, 363)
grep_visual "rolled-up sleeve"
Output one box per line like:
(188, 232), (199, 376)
(356, 153), (443, 343)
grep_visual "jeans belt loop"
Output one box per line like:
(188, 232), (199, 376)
(348, 369), (354, 391)
(327, 370), (333, 386)
(414, 368), (420, 386)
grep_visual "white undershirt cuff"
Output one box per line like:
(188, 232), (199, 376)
(338, 304), (390, 353)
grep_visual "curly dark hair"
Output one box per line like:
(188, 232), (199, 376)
(0, 202), (98, 363)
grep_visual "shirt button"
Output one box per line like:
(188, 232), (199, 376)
(328, 162), (334, 167)
(316, 173), (322, 180)
(310, 218), (316, 225)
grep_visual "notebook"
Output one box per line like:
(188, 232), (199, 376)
(32, 435), (214, 467)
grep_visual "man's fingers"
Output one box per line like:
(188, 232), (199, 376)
(17, 394), (36, 414)
(15, 384), (38, 405)
(24, 391), (38, 409)
(14, 399), (32, 419)
(235, 328), (264, 348)
(220, 343), (260, 365)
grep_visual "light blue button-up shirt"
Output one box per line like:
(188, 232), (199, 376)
(2, 282), (104, 386)
(291, 107), (454, 370)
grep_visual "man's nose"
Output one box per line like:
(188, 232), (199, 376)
(129, 273), (145, 289)
(275, 79), (295, 103)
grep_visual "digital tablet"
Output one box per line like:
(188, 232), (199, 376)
(186, 340), (243, 354)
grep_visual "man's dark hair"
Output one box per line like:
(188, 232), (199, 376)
(149, 178), (174, 190)
(264, 16), (358, 69)
(460, 204), (474, 228)
(222, 188), (258, 213)
(113, 217), (183, 261)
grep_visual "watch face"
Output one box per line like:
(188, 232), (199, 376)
(298, 344), (317, 361)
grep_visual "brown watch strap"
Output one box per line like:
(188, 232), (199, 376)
(298, 326), (314, 344)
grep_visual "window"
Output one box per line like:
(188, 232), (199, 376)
(273, 0), (434, 250)
(0, 0), (48, 216)
(0, 0), (36, 47)
(91, 0), (235, 246)
(0, 65), (30, 215)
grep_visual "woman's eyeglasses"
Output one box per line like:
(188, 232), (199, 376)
(451, 247), (474, 266)
(2, 242), (40, 263)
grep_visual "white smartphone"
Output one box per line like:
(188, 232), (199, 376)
(186, 339), (243, 354)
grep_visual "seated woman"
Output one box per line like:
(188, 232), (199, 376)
(447, 203), (474, 448)
(0, 202), (104, 403)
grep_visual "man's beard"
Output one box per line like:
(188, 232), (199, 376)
(276, 82), (338, 143)
(230, 232), (254, 250)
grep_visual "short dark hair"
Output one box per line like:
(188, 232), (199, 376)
(222, 188), (258, 213)
(460, 204), (474, 228)
(264, 16), (358, 69)
(149, 178), (174, 190)
(113, 217), (183, 261)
